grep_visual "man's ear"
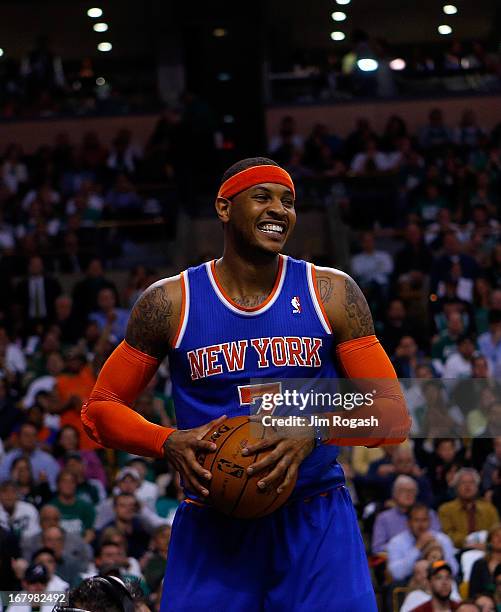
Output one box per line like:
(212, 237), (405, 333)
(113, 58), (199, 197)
(215, 197), (231, 223)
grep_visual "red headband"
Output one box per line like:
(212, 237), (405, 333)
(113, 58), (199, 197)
(218, 165), (295, 200)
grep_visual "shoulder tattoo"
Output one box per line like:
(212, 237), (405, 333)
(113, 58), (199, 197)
(344, 278), (375, 339)
(316, 275), (333, 304)
(125, 285), (173, 359)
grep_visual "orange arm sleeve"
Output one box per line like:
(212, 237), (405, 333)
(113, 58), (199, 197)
(81, 341), (174, 458)
(327, 335), (411, 447)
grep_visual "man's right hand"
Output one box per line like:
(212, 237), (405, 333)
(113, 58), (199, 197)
(415, 531), (436, 550)
(162, 415), (227, 498)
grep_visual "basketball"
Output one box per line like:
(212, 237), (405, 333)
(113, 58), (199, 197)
(198, 415), (297, 519)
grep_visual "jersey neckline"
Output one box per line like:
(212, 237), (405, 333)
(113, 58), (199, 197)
(205, 255), (288, 316)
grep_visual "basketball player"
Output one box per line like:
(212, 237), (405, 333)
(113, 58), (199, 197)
(82, 158), (411, 611)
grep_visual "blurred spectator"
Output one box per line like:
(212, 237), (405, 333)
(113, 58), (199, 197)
(393, 223), (433, 280)
(1, 143), (28, 194)
(438, 468), (500, 549)
(392, 336), (423, 378)
(56, 348), (98, 451)
(442, 334), (476, 378)
(409, 561), (459, 612)
(379, 299), (414, 355)
(387, 504), (458, 581)
(106, 129), (142, 177)
(142, 525), (171, 593)
(269, 116), (304, 162)
(10, 456), (52, 509)
(126, 458), (159, 510)
(482, 438), (501, 493)
(419, 108), (452, 152)
(454, 110), (486, 150)
(351, 231), (394, 294)
(71, 258), (118, 322)
(48, 469), (95, 542)
(431, 231), (479, 304)
(63, 453), (103, 505)
(104, 173), (144, 219)
(95, 467), (166, 532)
(41, 525), (82, 587)
(366, 446), (433, 505)
(350, 139), (389, 175)
(52, 425), (105, 485)
(32, 546), (69, 592)
(371, 475), (440, 553)
(21, 504), (91, 570)
(469, 524), (501, 598)
(5, 562), (53, 612)
(14, 255), (61, 323)
(0, 480), (40, 538)
(99, 493), (150, 559)
(0, 422), (60, 489)
(89, 287), (129, 341)
(473, 593), (496, 612)
(478, 310), (501, 378)
(20, 36), (65, 96)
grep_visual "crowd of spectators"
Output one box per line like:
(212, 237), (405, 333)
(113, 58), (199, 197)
(0, 102), (501, 611)
(268, 108), (501, 609)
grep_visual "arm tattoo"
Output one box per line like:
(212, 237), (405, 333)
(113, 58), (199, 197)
(316, 276), (333, 304)
(125, 285), (172, 359)
(344, 278), (375, 339)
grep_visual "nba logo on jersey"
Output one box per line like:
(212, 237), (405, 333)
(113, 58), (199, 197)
(291, 296), (301, 314)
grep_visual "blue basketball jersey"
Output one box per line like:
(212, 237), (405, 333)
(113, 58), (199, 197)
(168, 255), (345, 499)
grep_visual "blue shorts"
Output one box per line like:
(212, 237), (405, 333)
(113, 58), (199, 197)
(160, 485), (377, 612)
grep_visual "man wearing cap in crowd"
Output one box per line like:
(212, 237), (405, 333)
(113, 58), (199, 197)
(5, 563), (54, 612)
(408, 561), (459, 611)
(95, 467), (167, 532)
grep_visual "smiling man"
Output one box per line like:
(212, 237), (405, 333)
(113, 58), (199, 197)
(82, 157), (410, 611)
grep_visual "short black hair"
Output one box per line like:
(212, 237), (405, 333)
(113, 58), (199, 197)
(68, 578), (124, 612)
(221, 157), (280, 185)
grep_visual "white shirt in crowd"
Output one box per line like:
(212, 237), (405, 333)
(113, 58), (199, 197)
(0, 500), (40, 538)
(136, 480), (160, 510)
(351, 251), (394, 287)
(442, 352), (472, 379)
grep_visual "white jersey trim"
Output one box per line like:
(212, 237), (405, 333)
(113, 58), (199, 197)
(306, 262), (332, 335)
(173, 271), (190, 348)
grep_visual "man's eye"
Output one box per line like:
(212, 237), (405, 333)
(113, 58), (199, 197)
(283, 200), (294, 208)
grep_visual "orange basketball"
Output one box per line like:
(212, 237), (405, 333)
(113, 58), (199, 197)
(197, 415), (297, 519)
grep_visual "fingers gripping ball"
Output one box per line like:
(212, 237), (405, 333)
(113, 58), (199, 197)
(197, 416), (297, 519)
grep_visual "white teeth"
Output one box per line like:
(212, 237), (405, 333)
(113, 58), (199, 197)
(260, 224), (284, 234)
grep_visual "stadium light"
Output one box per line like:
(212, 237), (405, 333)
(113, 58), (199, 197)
(213, 28), (227, 37)
(330, 31), (346, 41)
(96, 77), (106, 86)
(443, 4), (458, 14)
(438, 24), (453, 35)
(357, 58), (379, 72)
(87, 8), (103, 18)
(331, 11), (347, 21)
(0, 48), (3, 57)
(336, 0), (351, 4)
(389, 58), (406, 71)
(97, 42), (112, 52)
(93, 22), (108, 32)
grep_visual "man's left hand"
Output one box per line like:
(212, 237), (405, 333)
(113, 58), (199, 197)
(242, 437), (314, 494)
